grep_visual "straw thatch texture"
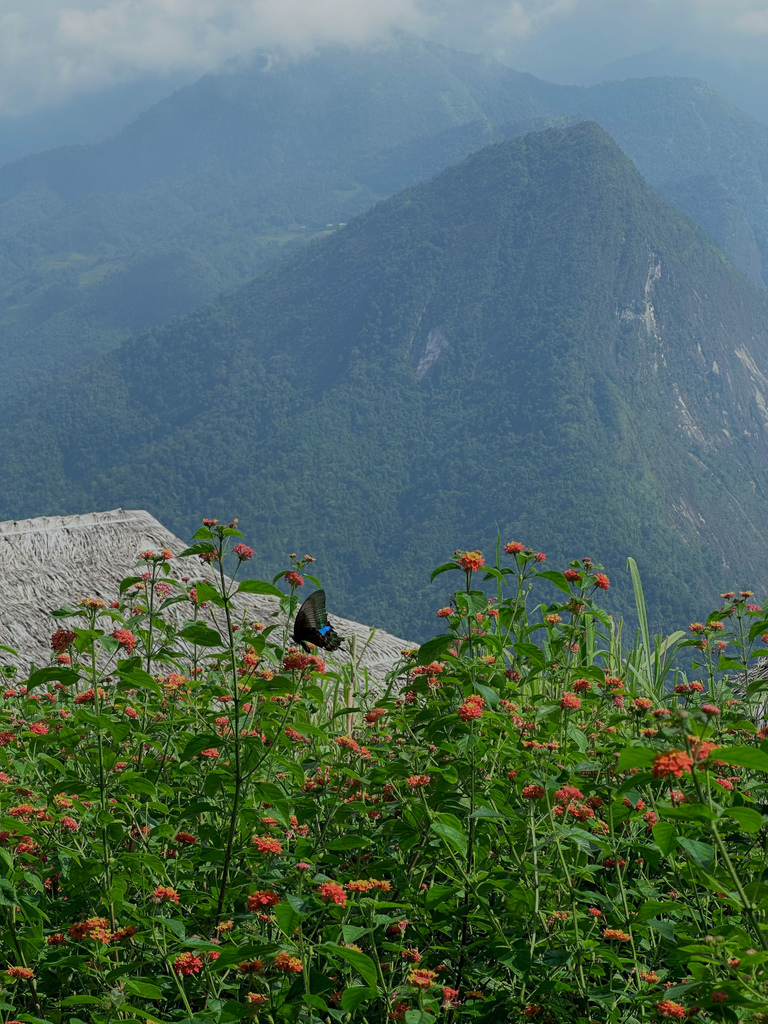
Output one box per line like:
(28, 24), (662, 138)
(0, 509), (411, 681)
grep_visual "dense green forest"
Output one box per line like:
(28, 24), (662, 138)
(1, 36), (768, 394)
(3, 123), (768, 640)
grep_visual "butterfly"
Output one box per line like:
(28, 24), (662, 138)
(292, 589), (344, 652)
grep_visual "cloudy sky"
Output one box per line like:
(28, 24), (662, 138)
(3, 0), (768, 114)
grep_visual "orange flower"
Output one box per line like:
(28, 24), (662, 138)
(652, 750), (693, 779)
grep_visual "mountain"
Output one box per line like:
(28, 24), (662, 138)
(3, 122), (768, 639)
(2, 37), (768, 394)
(584, 48), (768, 129)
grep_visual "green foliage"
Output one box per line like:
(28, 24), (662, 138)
(1, 527), (768, 1022)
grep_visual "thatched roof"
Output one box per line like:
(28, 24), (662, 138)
(0, 509), (411, 681)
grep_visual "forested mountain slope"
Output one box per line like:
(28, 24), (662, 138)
(1, 37), (768, 393)
(3, 123), (768, 639)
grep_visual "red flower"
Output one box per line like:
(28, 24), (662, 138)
(152, 886), (180, 904)
(174, 952), (203, 976)
(200, 748), (220, 758)
(560, 692), (581, 710)
(534, 552), (546, 562)
(593, 573), (610, 590)
(111, 629), (137, 654)
(563, 569), (581, 582)
(554, 785), (583, 805)
(274, 952), (303, 973)
(364, 708), (387, 725)
(60, 816), (78, 832)
(522, 785), (545, 800)
(283, 649), (312, 672)
(504, 542), (525, 555)
(316, 882), (347, 907)
(700, 704), (720, 716)
(455, 550), (484, 572)
(6, 966), (35, 980)
(652, 750), (693, 779)
(253, 836), (283, 856)
(50, 629), (76, 652)
(407, 774), (430, 789)
(285, 571), (304, 588)
(656, 1001), (686, 1019)
(29, 722), (48, 735)
(436, 607), (453, 618)
(602, 928), (631, 941)
(458, 695), (484, 722)
(247, 890), (280, 910)
(232, 543), (253, 560)
(409, 968), (437, 989)
(573, 678), (591, 691)
(711, 991), (727, 1003)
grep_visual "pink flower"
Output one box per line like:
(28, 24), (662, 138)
(436, 607), (453, 618)
(285, 571), (304, 588)
(701, 704), (721, 716)
(29, 722), (48, 736)
(560, 692), (581, 710)
(534, 552), (546, 563)
(504, 542), (525, 555)
(60, 816), (78, 832)
(232, 543), (253, 560)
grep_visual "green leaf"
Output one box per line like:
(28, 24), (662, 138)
(26, 666), (80, 690)
(178, 623), (223, 647)
(648, 918), (676, 942)
(723, 806), (764, 833)
(341, 988), (376, 1011)
(237, 580), (284, 598)
(677, 836), (715, 869)
(415, 635), (454, 665)
(178, 541), (215, 557)
(431, 820), (468, 858)
(192, 580), (225, 606)
(124, 980), (162, 1000)
(60, 997), (104, 1006)
(323, 944), (378, 991)
(275, 901), (300, 938)
(715, 746), (768, 773)
(425, 884), (460, 909)
(180, 735), (222, 761)
(327, 835), (371, 851)
(430, 562), (459, 582)
(616, 745), (656, 770)
(652, 822), (678, 856)
(535, 570), (572, 594)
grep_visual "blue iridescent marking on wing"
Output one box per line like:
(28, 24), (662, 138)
(318, 625), (331, 635)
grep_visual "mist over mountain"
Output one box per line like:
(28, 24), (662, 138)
(2, 36), (768, 398)
(3, 123), (768, 639)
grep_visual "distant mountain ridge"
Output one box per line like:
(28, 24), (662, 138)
(1, 36), (768, 396)
(3, 122), (768, 639)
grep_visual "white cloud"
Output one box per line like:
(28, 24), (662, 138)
(2, 0), (768, 115)
(0, 0), (425, 113)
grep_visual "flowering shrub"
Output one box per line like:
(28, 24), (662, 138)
(1, 528), (768, 1021)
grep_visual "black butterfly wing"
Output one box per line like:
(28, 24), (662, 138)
(293, 590), (344, 651)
